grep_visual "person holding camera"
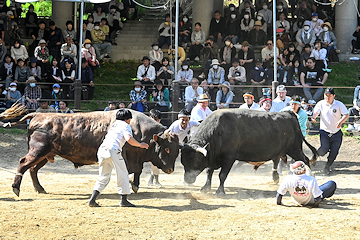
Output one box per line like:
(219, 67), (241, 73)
(261, 39), (279, 69)
(228, 58), (246, 103)
(158, 14), (174, 48)
(199, 38), (218, 79)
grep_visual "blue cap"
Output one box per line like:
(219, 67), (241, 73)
(304, 20), (311, 26)
(312, 12), (318, 16)
(52, 83), (60, 88)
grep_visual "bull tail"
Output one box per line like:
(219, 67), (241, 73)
(303, 136), (318, 165)
(0, 101), (27, 121)
(3, 113), (37, 128)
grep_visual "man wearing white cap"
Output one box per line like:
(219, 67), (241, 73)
(276, 161), (337, 207)
(272, 85), (291, 112)
(5, 82), (22, 108)
(190, 93), (212, 123)
(207, 59), (225, 100)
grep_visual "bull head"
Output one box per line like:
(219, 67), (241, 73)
(196, 143), (210, 157)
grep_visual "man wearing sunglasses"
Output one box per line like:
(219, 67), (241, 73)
(261, 39), (279, 69)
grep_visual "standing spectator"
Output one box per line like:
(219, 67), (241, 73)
(50, 83), (63, 109)
(286, 59), (302, 97)
(149, 42), (163, 71)
(239, 12), (254, 43)
(238, 41), (255, 81)
(48, 21), (64, 59)
(184, 78), (203, 112)
(151, 80), (170, 112)
(220, 38), (236, 71)
(199, 38), (218, 78)
(78, 22), (92, 44)
(276, 12), (290, 33)
(248, 21), (267, 48)
(318, 22), (337, 58)
(93, 6), (106, 23)
(25, 4), (38, 37)
(156, 57), (174, 86)
(3, 11), (16, 44)
(190, 93), (212, 123)
(310, 13), (323, 38)
(0, 38), (7, 66)
(207, 59), (225, 100)
(294, 0), (312, 21)
(11, 40), (28, 64)
(0, 55), (15, 89)
(36, 99), (56, 113)
(137, 56), (156, 87)
(249, 59), (266, 101)
(311, 88), (349, 174)
(29, 21), (49, 57)
(123, 0), (138, 21)
(61, 35), (78, 64)
(56, 101), (74, 113)
(129, 81), (147, 112)
(209, 10), (226, 47)
(300, 57), (328, 104)
(261, 39), (279, 69)
(47, 58), (62, 85)
(179, 14), (192, 47)
(216, 81), (234, 109)
(187, 22), (206, 61)
(107, 6), (122, 42)
(34, 39), (49, 77)
(14, 59), (30, 87)
(24, 77), (42, 110)
(29, 57), (42, 82)
(158, 14), (174, 48)
(61, 60), (75, 98)
(226, 11), (241, 45)
(91, 22), (111, 60)
(272, 85), (291, 112)
(5, 82), (21, 108)
(239, 92), (260, 109)
(168, 42), (186, 66)
(345, 84), (360, 132)
(352, 25), (360, 53)
(80, 59), (95, 100)
(63, 20), (77, 43)
(228, 58), (246, 102)
(82, 39), (98, 68)
(296, 20), (316, 53)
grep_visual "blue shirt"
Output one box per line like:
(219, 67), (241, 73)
(281, 106), (308, 137)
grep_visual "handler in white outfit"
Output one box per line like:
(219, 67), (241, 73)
(190, 93), (212, 122)
(88, 109), (149, 207)
(166, 109), (200, 144)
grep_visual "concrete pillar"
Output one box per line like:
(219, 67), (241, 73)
(213, 0), (224, 15)
(52, 1), (74, 31)
(193, 0), (215, 37)
(335, 0), (358, 53)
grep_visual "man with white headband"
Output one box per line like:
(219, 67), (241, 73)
(276, 161), (337, 207)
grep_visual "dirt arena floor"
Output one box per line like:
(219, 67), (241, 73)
(0, 132), (359, 240)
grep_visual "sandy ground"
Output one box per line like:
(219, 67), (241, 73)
(0, 132), (360, 240)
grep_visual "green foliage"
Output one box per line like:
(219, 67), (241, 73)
(0, 128), (27, 135)
(21, 0), (52, 18)
(224, 0), (239, 6)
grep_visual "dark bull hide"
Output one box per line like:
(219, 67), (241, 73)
(4, 110), (179, 197)
(181, 109), (318, 195)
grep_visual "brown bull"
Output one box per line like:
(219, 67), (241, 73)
(2, 110), (179, 197)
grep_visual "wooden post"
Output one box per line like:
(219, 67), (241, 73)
(74, 80), (82, 109)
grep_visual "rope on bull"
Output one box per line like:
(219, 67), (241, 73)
(0, 100), (27, 120)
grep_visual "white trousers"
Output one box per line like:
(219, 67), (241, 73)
(150, 162), (160, 175)
(94, 148), (131, 195)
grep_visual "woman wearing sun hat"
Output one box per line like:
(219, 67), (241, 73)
(216, 81), (233, 109)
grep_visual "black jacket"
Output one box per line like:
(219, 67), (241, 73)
(209, 17), (227, 36)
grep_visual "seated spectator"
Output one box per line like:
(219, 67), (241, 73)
(249, 59), (266, 101)
(275, 1), (288, 21)
(248, 21), (267, 49)
(286, 59), (302, 97)
(256, 13), (267, 34)
(3, 11), (17, 45)
(287, 44), (300, 67)
(50, 83), (63, 109)
(352, 25), (360, 53)
(61, 59), (75, 98)
(129, 81), (147, 112)
(0, 38), (7, 66)
(190, 93), (212, 122)
(239, 12), (254, 43)
(5, 82), (21, 108)
(0, 55), (15, 89)
(187, 22), (206, 61)
(61, 35), (78, 64)
(158, 14), (174, 48)
(310, 13), (323, 38)
(228, 58), (246, 102)
(34, 39), (49, 77)
(296, 20), (316, 53)
(123, 0), (138, 21)
(11, 40), (28, 64)
(14, 59), (30, 86)
(137, 56), (156, 88)
(82, 39), (99, 68)
(47, 58), (62, 85)
(216, 81), (233, 109)
(78, 22), (92, 44)
(345, 84), (360, 132)
(280, 48), (290, 67)
(275, 12), (290, 33)
(300, 57), (328, 104)
(151, 80), (170, 112)
(63, 20), (77, 43)
(104, 101), (116, 111)
(100, 18), (111, 44)
(220, 38), (236, 71)
(310, 40), (328, 69)
(240, 1), (255, 20)
(176, 60), (193, 84)
(226, 11), (240, 45)
(25, 4), (38, 37)
(29, 57), (42, 82)
(179, 14), (192, 47)
(276, 28), (290, 50)
(207, 59), (225, 100)
(93, 6), (105, 23)
(294, 1), (312, 27)
(238, 41), (255, 81)
(80, 58), (95, 100)
(36, 99), (56, 113)
(280, 95), (308, 136)
(261, 39), (279, 69)
(199, 38), (218, 78)
(29, 21), (49, 58)
(318, 22), (337, 58)
(184, 78), (203, 112)
(56, 101), (74, 113)
(107, 6), (122, 42)
(86, 15), (94, 32)
(47, 21), (64, 59)
(168, 41), (186, 66)
(24, 76), (42, 109)
(209, 10), (226, 48)
(119, 102), (126, 109)
(91, 22), (111, 59)
(239, 92), (260, 109)
(258, 2), (272, 34)
(272, 85), (291, 112)
(156, 57), (174, 86)
(300, 44), (311, 68)
(258, 97), (273, 112)
(149, 42), (163, 71)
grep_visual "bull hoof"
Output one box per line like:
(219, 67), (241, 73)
(273, 179), (280, 184)
(131, 184), (139, 194)
(200, 186), (211, 193)
(13, 188), (20, 197)
(215, 190), (225, 196)
(36, 189), (48, 194)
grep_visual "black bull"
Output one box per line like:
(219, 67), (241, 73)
(5, 110), (179, 197)
(181, 109), (318, 195)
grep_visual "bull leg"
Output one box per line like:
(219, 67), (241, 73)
(272, 158), (280, 184)
(200, 168), (214, 193)
(130, 171), (141, 193)
(215, 164), (232, 195)
(30, 159), (48, 194)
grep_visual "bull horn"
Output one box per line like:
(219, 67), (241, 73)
(179, 143), (184, 149)
(196, 147), (207, 157)
(165, 131), (171, 141)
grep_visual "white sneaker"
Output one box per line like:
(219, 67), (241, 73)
(354, 123), (360, 131)
(346, 124), (355, 132)
(308, 99), (316, 104)
(194, 56), (200, 61)
(198, 73), (205, 79)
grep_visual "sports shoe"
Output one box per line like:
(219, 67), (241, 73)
(194, 56), (200, 61)
(104, 54), (111, 59)
(308, 99), (316, 105)
(346, 124), (355, 132)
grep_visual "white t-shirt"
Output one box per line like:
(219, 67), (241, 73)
(313, 99), (349, 134)
(277, 174), (323, 205)
(167, 119), (200, 143)
(239, 102), (260, 110)
(271, 96), (291, 112)
(190, 104), (212, 122)
(100, 120), (133, 151)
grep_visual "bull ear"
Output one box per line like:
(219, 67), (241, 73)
(153, 134), (159, 142)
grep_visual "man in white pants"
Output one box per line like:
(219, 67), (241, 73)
(88, 109), (149, 207)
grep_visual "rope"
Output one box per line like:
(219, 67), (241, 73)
(0, 167), (17, 175)
(132, 0), (171, 9)
(352, 0), (360, 17)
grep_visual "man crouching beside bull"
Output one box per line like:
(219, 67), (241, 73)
(88, 109), (149, 207)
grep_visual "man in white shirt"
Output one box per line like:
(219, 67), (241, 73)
(137, 56), (156, 85)
(272, 85), (291, 112)
(190, 93), (212, 122)
(88, 109), (149, 207)
(311, 87), (349, 174)
(261, 39), (279, 69)
(276, 161), (337, 207)
(166, 109), (200, 144)
(239, 92), (260, 110)
(184, 78), (203, 112)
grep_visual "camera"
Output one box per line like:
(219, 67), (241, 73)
(235, 71), (241, 76)
(205, 42), (211, 47)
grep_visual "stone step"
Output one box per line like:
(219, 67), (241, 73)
(120, 29), (160, 35)
(115, 33), (160, 39)
(339, 53), (360, 61)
